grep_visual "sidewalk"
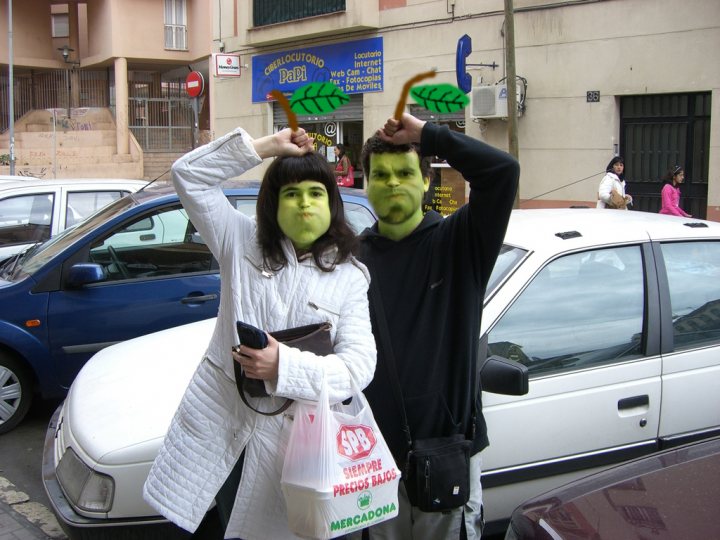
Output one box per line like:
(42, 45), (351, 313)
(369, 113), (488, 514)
(0, 485), (66, 540)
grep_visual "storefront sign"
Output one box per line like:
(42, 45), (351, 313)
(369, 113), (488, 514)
(251, 37), (383, 102)
(424, 164), (467, 216)
(214, 54), (241, 77)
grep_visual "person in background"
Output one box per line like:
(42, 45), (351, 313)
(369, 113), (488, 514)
(334, 143), (354, 187)
(659, 165), (692, 217)
(356, 112), (519, 539)
(597, 156), (632, 209)
(143, 126), (376, 540)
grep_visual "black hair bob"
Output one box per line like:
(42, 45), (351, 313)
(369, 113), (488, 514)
(256, 151), (356, 272)
(605, 156), (625, 179)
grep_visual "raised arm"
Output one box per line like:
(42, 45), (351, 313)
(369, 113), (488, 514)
(419, 117), (519, 287)
(171, 128), (313, 257)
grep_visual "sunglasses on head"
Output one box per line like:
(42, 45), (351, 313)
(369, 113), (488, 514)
(672, 165), (682, 175)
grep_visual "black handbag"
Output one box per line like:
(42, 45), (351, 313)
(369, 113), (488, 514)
(369, 279), (476, 512)
(234, 321), (333, 416)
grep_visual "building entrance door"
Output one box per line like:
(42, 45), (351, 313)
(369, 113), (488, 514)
(621, 93), (711, 218)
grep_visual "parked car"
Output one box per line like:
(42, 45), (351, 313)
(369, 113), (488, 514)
(0, 177), (148, 262)
(0, 183), (375, 434)
(42, 208), (720, 538)
(505, 436), (720, 540)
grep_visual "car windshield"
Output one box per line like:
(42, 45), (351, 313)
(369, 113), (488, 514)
(485, 244), (527, 299)
(2, 195), (140, 280)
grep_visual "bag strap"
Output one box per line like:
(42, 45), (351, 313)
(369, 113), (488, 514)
(237, 367), (293, 416)
(368, 277), (414, 451)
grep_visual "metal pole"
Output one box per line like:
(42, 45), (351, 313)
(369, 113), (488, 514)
(52, 109), (57, 178)
(504, 0), (519, 208)
(8, 0), (15, 174)
(191, 97), (199, 149)
(66, 69), (71, 119)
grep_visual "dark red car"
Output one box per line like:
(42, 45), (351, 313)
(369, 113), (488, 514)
(505, 437), (720, 540)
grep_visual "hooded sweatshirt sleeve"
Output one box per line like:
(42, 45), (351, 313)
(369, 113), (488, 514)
(420, 122), (519, 289)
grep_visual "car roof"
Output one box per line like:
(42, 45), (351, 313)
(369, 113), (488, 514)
(0, 177), (149, 192)
(0, 174), (40, 183)
(132, 181), (371, 206)
(511, 437), (720, 536)
(505, 208), (720, 257)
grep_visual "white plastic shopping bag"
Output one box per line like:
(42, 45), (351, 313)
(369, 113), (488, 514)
(281, 378), (400, 539)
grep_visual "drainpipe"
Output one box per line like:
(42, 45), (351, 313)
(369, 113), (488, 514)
(7, 0), (15, 174)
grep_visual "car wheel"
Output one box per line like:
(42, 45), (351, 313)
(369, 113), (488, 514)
(0, 354), (33, 434)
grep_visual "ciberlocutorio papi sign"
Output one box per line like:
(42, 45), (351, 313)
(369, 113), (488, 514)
(251, 37), (383, 102)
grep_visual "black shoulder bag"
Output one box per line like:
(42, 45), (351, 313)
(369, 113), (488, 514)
(369, 279), (474, 513)
(234, 321), (333, 416)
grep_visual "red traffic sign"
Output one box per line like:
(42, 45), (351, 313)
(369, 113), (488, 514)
(337, 424), (377, 461)
(186, 71), (205, 98)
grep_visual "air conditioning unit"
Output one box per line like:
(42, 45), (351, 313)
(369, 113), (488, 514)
(471, 84), (522, 119)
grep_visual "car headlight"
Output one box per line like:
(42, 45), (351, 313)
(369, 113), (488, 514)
(56, 447), (115, 513)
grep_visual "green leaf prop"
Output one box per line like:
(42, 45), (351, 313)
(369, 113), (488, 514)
(289, 82), (350, 115)
(409, 83), (469, 114)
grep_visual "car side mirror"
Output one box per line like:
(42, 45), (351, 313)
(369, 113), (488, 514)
(480, 355), (529, 396)
(66, 263), (105, 288)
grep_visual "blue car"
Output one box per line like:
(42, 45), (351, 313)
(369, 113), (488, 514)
(0, 182), (376, 434)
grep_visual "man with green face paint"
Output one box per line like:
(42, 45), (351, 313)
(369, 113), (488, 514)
(356, 113), (519, 540)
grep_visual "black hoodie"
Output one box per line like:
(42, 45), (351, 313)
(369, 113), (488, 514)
(359, 122), (520, 468)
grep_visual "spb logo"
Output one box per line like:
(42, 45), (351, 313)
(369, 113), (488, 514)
(337, 424), (376, 460)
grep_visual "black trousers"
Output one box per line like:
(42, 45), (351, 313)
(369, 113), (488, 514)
(215, 451), (246, 533)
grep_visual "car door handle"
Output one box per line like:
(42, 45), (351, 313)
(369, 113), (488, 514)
(618, 395), (649, 410)
(181, 293), (218, 304)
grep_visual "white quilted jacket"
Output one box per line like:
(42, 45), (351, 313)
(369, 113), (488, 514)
(142, 128), (376, 539)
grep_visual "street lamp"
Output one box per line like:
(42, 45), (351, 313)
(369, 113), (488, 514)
(57, 45), (80, 65)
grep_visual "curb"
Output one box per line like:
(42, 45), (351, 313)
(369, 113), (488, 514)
(0, 476), (66, 539)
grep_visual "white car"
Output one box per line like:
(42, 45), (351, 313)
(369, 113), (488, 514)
(0, 177), (148, 261)
(42, 209), (720, 537)
(0, 174), (39, 183)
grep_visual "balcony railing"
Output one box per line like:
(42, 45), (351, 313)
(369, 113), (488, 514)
(253, 0), (345, 27)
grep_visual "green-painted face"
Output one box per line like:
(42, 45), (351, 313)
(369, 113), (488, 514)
(277, 180), (331, 251)
(367, 152), (429, 240)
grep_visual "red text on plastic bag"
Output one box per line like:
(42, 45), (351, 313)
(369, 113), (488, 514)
(337, 424), (377, 461)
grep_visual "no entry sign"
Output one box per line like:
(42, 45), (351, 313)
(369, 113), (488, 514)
(186, 71), (205, 98)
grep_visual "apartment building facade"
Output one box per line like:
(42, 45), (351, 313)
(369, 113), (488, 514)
(0, 0), (211, 179)
(208, 0), (719, 220)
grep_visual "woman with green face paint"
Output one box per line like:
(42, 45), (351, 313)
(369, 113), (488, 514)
(143, 126), (376, 540)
